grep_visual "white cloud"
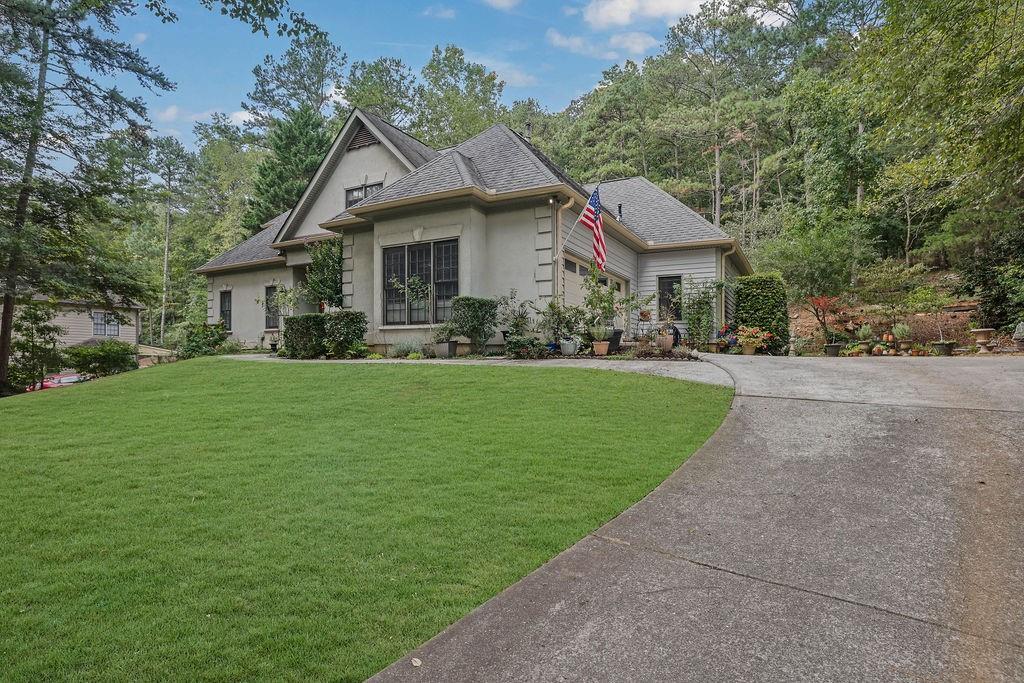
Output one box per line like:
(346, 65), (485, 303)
(562, 5), (580, 15)
(154, 105), (180, 122)
(608, 31), (658, 54)
(132, 32), (148, 45)
(159, 128), (183, 138)
(482, 0), (520, 10)
(188, 109), (218, 122)
(468, 53), (537, 87)
(422, 4), (456, 19)
(545, 28), (618, 60)
(582, 0), (701, 29)
(228, 110), (254, 126)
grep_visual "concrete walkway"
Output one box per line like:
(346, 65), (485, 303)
(370, 355), (1024, 682)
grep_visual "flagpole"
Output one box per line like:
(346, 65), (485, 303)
(554, 181), (600, 265)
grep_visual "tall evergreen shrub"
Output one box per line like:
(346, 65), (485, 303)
(734, 273), (789, 354)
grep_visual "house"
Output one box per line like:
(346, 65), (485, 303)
(3, 295), (142, 347)
(197, 108), (752, 350)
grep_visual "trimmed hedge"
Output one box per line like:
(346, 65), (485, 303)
(283, 314), (328, 359)
(65, 339), (139, 376)
(283, 311), (369, 359)
(324, 311), (368, 358)
(504, 334), (549, 359)
(734, 273), (789, 355)
(445, 297), (498, 353)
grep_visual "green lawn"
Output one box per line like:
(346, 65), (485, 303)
(0, 358), (731, 681)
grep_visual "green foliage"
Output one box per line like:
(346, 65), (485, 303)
(9, 303), (65, 391)
(282, 314), (328, 359)
(856, 259), (928, 327)
(344, 57), (419, 127)
(324, 311), (368, 358)
(504, 335), (549, 360)
(676, 279), (722, 348)
(531, 297), (588, 343)
(304, 238), (346, 308)
(242, 102), (331, 232)
(412, 45), (505, 148)
(581, 263), (617, 324)
(496, 289), (532, 337)
(906, 286), (954, 341)
(177, 321), (230, 359)
(954, 225), (1024, 329)
(387, 340), (422, 358)
(446, 296), (498, 353)
(64, 340), (138, 377)
(734, 274), (788, 354)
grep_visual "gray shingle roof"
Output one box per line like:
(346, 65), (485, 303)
(585, 177), (729, 244)
(359, 109), (438, 168)
(197, 211), (288, 272)
(350, 124), (563, 211)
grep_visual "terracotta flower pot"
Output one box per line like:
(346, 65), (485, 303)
(656, 333), (673, 352)
(741, 343), (757, 355)
(592, 340), (610, 356)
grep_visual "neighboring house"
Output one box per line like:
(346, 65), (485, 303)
(197, 108), (753, 350)
(0, 295), (142, 347)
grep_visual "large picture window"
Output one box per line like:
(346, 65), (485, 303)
(219, 291), (232, 331)
(658, 276), (682, 321)
(382, 239), (459, 325)
(264, 285), (280, 330)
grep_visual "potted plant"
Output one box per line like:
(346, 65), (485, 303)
(656, 313), (675, 352)
(590, 321), (611, 356)
(736, 326), (773, 355)
(806, 295), (844, 357)
(1014, 321), (1024, 352)
(432, 323), (458, 358)
(560, 334), (581, 356)
(497, 289), (532, 341)
(892, 322), (912, 354)
(969, 326), (996, 353)
(855, 324), (874, 352)
(907, 286), (954, 356)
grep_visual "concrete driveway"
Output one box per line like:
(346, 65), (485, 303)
(371, 356), (1024, 682)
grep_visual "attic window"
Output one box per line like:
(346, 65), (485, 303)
(347, 124), (380, 151)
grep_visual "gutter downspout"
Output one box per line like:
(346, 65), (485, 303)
(720, 241), (737, 323)
(553, 195), (574, 299)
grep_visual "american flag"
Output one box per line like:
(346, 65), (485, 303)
(579, 187), (607, 271)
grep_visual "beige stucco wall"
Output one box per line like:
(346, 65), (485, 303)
(206, 265), (296, 347)
(289, 143), (410, 240)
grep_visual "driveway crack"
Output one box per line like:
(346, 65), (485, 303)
(591, 532), (1024, 653)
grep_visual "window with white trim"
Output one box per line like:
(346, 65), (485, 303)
(345, 182), (384, 208)
(92, 311), (119, 337)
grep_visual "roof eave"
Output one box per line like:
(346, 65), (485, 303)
(194, 256), (287, 275)
(347, 183), (566, 217)
(271, 231), (341, 249)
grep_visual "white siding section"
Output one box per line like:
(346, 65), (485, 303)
(724, 253), (740, 321)
(560, 208), (638, 286)
(637, 248), (719, 330)
(1, 303), (139, 347)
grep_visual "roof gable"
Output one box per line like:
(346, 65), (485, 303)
(273, 109), (438, 244)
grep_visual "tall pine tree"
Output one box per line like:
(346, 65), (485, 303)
(242, 103), (330, 232)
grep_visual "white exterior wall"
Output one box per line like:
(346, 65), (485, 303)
(289, 143), (410, 240)
(637, 248), (720, 331)
(559, 207), (638, 290)
(724, 252), (741, 322)
(206, 265), (295, 347)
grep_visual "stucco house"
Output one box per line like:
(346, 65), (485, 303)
(197, 108), (752, 350)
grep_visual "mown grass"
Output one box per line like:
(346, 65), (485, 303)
(0, 358), (731, 681)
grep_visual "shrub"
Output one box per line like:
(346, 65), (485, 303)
(676, 279), (722, 348)
(324, 311), (368, 358)
(504, 334), (548, 359)
(283, 314), (328, 359)
(735, 273), (789, 354)
(406, 352), (424, 360)
(178, 321), (229, 359)
(305, 238), (346, 308)
(388, 340), (422, 358)
(447, 296), (498, 353)
(65, 340), (138, 377)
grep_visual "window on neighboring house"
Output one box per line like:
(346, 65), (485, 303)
(345, 182), (384, 208)
(219, 291), (232, 330)
(92, 311), (119, 337)
(658, 276), (682, 321)
(264, 285), (280, 330)
(382, 239), (459, 325)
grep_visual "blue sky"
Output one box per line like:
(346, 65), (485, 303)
(117, 0), (702, 145)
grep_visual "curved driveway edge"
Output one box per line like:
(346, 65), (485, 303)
(370, 356), (1024, 682)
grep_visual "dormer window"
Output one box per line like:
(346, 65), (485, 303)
(346, 182), (383, 208)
